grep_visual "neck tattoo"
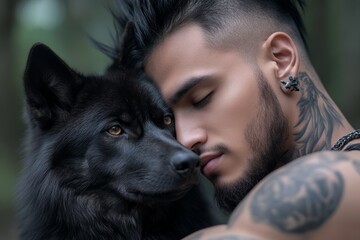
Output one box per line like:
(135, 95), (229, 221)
(331, 129), (360, 151)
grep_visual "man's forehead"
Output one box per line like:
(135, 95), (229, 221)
(145, 23), (206, 70)
(145, 24), (210, 96)
(144, 22), (251, 104)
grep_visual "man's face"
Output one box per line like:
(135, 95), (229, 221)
(146, 24), (290, 211)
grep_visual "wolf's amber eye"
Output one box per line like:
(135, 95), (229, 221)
(164, 116), (172, 125)
(107, 125), (123, 136)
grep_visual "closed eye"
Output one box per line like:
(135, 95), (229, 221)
(192, 91), (214, 108)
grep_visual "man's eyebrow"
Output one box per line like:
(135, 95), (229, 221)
(170, 75), (209, 104)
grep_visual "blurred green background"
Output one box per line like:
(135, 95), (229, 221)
(0, 0), (359, 239)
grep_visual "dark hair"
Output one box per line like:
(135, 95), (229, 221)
(102, 0), (306, 68)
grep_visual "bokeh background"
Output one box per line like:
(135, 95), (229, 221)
(0, 0), (359, 239)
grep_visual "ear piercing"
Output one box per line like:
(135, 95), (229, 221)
(281, 76), (299, 92)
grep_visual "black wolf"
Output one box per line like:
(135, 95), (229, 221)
(16, 29), (219, 239)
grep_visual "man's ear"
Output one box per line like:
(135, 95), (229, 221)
(262, 32), (299, 79)
(24, 43), (83, 130)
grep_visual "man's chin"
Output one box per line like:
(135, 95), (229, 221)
(214, 178), (255, 214)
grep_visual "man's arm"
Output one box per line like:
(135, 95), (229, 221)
(182, 225), (263, 240)
(184, 151), (360, 240)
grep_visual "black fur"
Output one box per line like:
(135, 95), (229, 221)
(16, 27), (219, 240)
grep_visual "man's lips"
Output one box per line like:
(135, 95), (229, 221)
(199, 152), (223, 177)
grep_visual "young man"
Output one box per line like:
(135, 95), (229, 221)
(110, 0), (360, 239)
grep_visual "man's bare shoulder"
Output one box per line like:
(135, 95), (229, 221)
(226, 150), (360, 239)
(183, 151), (360, 240)
(184, 151), (360, 239)
(182, 225), (264, 240)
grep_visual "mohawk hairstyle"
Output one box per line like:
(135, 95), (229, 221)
(100, 0), (307, 69)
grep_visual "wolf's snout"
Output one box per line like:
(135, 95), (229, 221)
(171, 151), (200, 175)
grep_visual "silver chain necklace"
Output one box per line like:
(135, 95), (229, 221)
(331, 129), (360, 151)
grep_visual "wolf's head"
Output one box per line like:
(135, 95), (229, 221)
(21, 24), (200, 206)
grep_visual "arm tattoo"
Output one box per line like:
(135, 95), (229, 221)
(323, 152), (360, 175)
(294, 72), (344, 155)
(249, 152), (346, 234)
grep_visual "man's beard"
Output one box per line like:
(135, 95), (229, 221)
(214, 71), (292, 213)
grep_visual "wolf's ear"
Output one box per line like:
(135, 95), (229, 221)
(113, 21), (137, 68)
(24, 43), (83, 130)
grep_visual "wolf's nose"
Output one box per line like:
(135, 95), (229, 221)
(171, 151), (200, 175)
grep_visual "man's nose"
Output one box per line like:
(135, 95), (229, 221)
(175, 115), (207, 152)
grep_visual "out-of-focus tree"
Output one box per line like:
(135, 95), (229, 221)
(0, 0), (22, 150)
(338, 1), (360, 125)
(0, 1), (22, 159)
(0, 0), (22, 238)
(306, 0), (360, 126)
